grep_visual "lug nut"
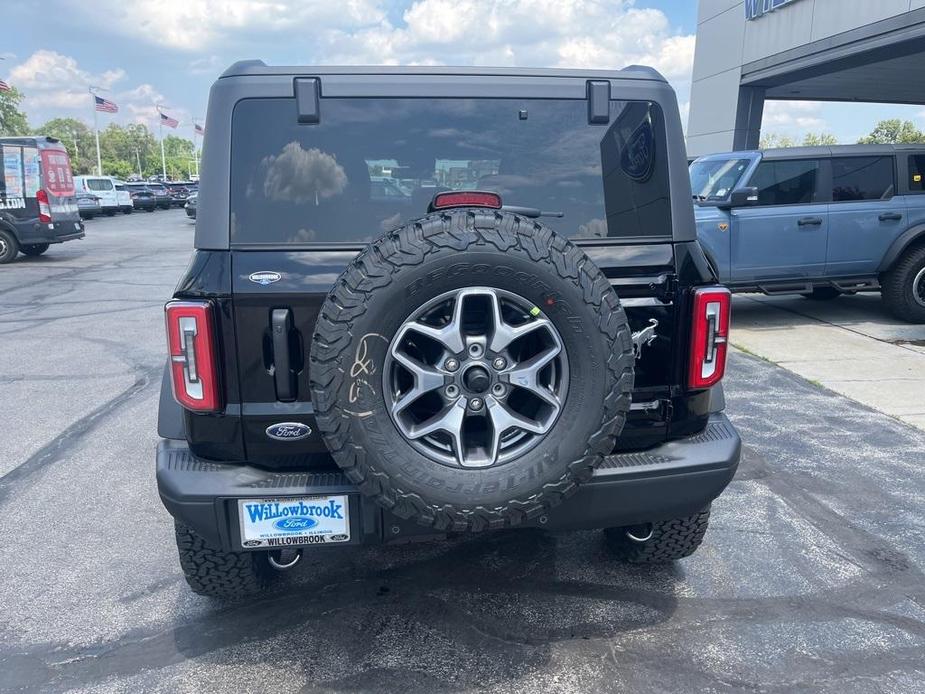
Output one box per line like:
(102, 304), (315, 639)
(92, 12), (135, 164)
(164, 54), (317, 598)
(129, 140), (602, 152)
(469, 398), (484, 411)
(445, 358), (460, 372)
(445, 385), (459, 398)
(492, 357), (506, 370)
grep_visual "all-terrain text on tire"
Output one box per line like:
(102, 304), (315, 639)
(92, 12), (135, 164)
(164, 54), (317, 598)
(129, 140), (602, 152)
(155, 64), (742, 598)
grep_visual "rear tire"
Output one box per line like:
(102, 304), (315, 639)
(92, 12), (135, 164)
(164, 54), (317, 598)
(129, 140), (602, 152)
(0, 229), (19, 264)
(174, 521), (274, 598)
(20, 243), (50, 257)
(801, 287), (841, 301)
(882, 245), (925, 323)
(605, 508), (711, 563)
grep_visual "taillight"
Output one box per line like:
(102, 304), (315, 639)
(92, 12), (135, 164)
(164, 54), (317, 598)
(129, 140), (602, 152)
(36, 190), (52, 223)
(688, 287), (731, 390)
(165, 301), (222, 412)
(431, 191), (502, 211)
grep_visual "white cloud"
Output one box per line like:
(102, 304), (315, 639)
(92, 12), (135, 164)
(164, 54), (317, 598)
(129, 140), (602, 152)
(9, 50), (191, 131)
(315, 0), (695, 84)
(763, 100), (828, 132)
(62, 0), (387, 51)
(10, 50), (124, 110)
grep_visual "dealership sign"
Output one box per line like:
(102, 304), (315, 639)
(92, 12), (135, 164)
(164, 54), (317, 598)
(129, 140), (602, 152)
(746, 0), (804, 20)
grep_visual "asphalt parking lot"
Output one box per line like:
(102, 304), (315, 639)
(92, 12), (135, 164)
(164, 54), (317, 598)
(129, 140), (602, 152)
(1, 211), (924, 693)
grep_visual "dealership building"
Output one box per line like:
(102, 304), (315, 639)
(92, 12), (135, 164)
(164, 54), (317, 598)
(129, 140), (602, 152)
(688, 0), (925, 157)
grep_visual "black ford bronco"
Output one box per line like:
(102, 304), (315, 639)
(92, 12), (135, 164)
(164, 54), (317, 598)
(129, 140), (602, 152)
(157, 63), (742, 598)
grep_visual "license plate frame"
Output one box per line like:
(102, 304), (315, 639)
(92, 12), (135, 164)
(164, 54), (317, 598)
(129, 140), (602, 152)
(237, 495), (351, 549)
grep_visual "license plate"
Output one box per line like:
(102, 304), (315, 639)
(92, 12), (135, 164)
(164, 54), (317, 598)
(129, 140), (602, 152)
(237, 495), (350, 548)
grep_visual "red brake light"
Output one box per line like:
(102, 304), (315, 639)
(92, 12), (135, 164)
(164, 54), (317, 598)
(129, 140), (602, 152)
(36, 190), (52, 223)
(165, 301), (222, 412)
(688, 287), (731, 390)
(431, 191), (502, 211)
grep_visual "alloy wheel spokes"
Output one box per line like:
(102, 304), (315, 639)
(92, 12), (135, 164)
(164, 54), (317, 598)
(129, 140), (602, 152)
(385, 287), (568, 468)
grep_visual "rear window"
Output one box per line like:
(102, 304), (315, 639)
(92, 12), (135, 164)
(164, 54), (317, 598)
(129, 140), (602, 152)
(85, 178), (113, 192)
(230, 97), (672, 245)
(831, 156), (894, 201)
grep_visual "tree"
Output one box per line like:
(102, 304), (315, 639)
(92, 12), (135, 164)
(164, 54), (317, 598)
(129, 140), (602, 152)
(34, 118), (95, 173)
(802, 132), (838, 146)
(0, 87), (30, 136)
(759, 133), (796, 149)
(858, 119), (925, 145)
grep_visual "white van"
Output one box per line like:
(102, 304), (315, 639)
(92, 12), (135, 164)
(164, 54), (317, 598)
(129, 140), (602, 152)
(112, 181), (133, 214)
(73, 176), (120, 215)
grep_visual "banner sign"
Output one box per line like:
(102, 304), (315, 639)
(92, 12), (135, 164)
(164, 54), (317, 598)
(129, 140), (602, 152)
(746, 0), (804, 21)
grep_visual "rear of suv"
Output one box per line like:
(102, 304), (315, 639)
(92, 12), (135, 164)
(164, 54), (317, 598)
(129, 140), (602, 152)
(691, 145), (925, 322)
(0, 136), (84, 263)
(157, 64), (742, 598)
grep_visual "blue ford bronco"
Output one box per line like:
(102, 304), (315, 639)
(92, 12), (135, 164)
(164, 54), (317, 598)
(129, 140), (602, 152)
(157, 63), (741, 598)
(691, 145), (925, 322)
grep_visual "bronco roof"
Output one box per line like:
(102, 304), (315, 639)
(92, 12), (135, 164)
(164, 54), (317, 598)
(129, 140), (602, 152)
(697, 144), (925, 162)
(219, 61), (668, 83)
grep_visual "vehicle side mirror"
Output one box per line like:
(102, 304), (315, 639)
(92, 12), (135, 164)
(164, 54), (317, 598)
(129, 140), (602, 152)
(726, 187), (759, 208)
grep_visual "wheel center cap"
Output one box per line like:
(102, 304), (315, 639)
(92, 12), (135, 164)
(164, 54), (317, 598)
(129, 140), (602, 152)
(463, 365), (491, 393)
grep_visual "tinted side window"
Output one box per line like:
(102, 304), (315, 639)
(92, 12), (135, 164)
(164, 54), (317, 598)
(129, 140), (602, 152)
(832, 157), (894, 201)
(749, 159), (819, 206)
(909, 155), (925, 192)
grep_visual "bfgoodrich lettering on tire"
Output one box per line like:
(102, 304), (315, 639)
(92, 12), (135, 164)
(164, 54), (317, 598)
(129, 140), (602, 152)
(309, 209), (634, 531)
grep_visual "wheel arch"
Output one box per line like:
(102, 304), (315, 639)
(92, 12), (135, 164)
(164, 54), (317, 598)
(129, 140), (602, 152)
(879, 224), (925, 273)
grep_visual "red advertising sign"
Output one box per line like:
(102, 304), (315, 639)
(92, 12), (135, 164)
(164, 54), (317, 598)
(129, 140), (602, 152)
(40, 148), (75, 197)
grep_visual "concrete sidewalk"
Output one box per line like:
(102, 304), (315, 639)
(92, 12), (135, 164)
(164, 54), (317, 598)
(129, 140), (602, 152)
(730, 293), (925, 431)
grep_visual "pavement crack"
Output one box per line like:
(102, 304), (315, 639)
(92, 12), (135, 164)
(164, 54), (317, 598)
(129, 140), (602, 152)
(0, 366), (160, 505)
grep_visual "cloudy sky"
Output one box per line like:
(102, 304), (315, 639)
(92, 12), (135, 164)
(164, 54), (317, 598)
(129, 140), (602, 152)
(2, 0), (923, 145)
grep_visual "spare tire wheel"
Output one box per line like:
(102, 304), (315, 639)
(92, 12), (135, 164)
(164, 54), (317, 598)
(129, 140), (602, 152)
(310, 209), (634, 531)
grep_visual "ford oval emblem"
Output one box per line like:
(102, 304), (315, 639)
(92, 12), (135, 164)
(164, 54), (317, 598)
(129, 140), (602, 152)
(273, 516), (317, 532)
(249, 271), (281, 286)
(266, 422), (312, 441)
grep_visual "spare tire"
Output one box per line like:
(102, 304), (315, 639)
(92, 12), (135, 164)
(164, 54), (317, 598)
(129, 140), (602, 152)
(310, 209), (634, 531)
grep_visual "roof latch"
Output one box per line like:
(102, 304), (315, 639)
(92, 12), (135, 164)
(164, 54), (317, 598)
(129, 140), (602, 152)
(295, 77), (321, 124)
(587, 80), (610, 124)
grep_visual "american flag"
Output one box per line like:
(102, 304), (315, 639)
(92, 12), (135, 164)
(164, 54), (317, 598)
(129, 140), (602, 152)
(94, 95), (118, 113)
(160, 112), (179, 129)
(0, 79), (10, 93)
(194, 123), (204, 136)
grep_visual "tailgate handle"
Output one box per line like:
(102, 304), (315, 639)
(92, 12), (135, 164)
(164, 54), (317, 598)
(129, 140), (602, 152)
(271, 308), (297, 401)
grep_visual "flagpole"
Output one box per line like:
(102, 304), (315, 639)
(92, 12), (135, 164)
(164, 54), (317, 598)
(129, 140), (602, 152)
(159, 114), (167, 181)
(90, 88), (102, 175)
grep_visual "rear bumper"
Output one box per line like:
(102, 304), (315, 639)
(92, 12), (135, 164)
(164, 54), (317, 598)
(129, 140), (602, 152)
(157, 413), (741, 550)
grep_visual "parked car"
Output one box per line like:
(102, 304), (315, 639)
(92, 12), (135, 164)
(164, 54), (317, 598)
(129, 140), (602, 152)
(166, 183), (191, 207)
(113, 181), (133, 214)
(74, 175), (120, 216)
(123, 183), (157, 212)
(0, 135), (84, 263)
(156, 63), (742, 598)
(184, 192), (197, 219)
(691, 144), (925, 322)
(76, 193), (102, 219)
(146, 183), (172, 210)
